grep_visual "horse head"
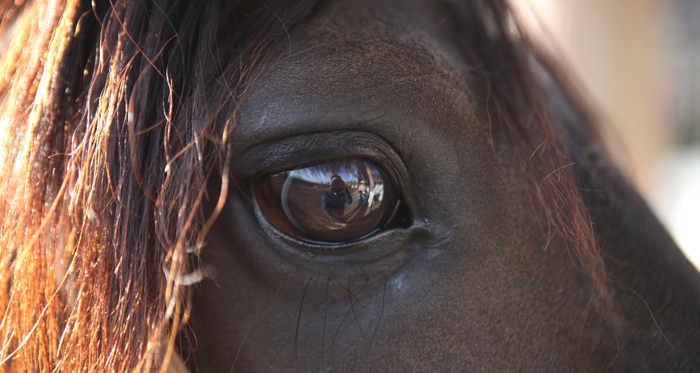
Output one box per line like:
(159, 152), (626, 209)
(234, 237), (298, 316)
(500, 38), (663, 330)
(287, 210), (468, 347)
(0, 0), (697, 371)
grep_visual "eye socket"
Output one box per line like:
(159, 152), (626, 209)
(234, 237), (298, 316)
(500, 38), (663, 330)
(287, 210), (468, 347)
(254, 158), (405, 243)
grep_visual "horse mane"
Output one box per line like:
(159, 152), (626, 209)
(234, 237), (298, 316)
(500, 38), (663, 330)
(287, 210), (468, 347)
(0, 0), (606, 370)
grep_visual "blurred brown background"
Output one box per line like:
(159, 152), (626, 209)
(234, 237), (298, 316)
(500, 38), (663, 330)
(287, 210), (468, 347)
(512, 0), (700, 269)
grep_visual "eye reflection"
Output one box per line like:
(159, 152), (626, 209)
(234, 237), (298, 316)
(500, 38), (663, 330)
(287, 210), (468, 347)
(254, 159), (400, 242)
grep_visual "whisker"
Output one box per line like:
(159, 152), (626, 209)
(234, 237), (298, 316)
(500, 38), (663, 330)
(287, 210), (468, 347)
(321, 277), (330, 370)
(330, 304), (354, 369)
(367, 274), (387, 356)
(230, 273), (283, 372)
(348, 277), (370, 338)
(294, 276), (313, 363)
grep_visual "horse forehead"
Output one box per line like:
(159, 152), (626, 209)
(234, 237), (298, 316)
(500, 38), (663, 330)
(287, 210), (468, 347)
(260, 0), (466, 97)
(234, 38), (479, 153)
(230, 0), (484, 159)
(301, 0), (441, 38)
(260, 42), (452, 101)
(234, 8), (478, 142)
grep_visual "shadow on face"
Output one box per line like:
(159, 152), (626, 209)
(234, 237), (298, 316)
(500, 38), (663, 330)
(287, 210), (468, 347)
(184, 1), (622, 371)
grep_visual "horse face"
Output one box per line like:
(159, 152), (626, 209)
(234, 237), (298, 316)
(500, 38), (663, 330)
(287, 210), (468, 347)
(185, 1), (649, 371)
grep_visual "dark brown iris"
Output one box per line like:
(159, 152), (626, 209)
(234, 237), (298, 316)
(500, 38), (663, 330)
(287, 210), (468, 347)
(254, 159), (399, 242)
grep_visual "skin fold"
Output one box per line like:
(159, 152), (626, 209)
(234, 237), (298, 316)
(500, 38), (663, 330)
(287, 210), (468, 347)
(183, 0), (700, 371)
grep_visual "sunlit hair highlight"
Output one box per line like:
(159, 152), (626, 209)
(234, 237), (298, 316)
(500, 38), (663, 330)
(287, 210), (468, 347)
(0, 0), (316, 370)
(0, 0), (608, 371)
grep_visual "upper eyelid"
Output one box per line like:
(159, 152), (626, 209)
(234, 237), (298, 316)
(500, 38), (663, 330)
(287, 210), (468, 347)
(231, 131), (404, 181)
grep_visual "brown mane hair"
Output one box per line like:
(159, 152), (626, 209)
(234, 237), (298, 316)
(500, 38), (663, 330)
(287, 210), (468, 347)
(443, 0), (607, 300)
(0, 0), (605, 370)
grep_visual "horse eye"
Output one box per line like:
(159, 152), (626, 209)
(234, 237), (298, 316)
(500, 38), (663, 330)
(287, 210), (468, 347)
(254, 158), (403, 243)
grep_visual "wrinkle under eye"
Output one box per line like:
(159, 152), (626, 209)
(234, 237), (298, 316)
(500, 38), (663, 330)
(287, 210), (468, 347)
(254, 158), (401, 243)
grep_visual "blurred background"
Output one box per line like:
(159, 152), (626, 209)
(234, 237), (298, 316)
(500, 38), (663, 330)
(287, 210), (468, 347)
(511, 0), (700, 270)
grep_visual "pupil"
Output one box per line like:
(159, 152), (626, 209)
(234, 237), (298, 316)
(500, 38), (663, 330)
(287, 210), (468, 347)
(254, 159), (398, 242)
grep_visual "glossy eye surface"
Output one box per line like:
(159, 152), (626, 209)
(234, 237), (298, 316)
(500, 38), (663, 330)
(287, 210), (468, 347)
(254, 159), (401, 243)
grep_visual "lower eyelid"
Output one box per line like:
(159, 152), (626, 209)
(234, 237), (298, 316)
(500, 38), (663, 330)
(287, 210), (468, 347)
(248, 209), (429, 279)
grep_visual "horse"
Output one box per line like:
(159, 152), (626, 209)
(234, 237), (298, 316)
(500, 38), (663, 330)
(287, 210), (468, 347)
(0, 0), (698, 371)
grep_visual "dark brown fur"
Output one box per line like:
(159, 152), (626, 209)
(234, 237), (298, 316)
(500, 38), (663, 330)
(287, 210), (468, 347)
(0, 0), (697, 371)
